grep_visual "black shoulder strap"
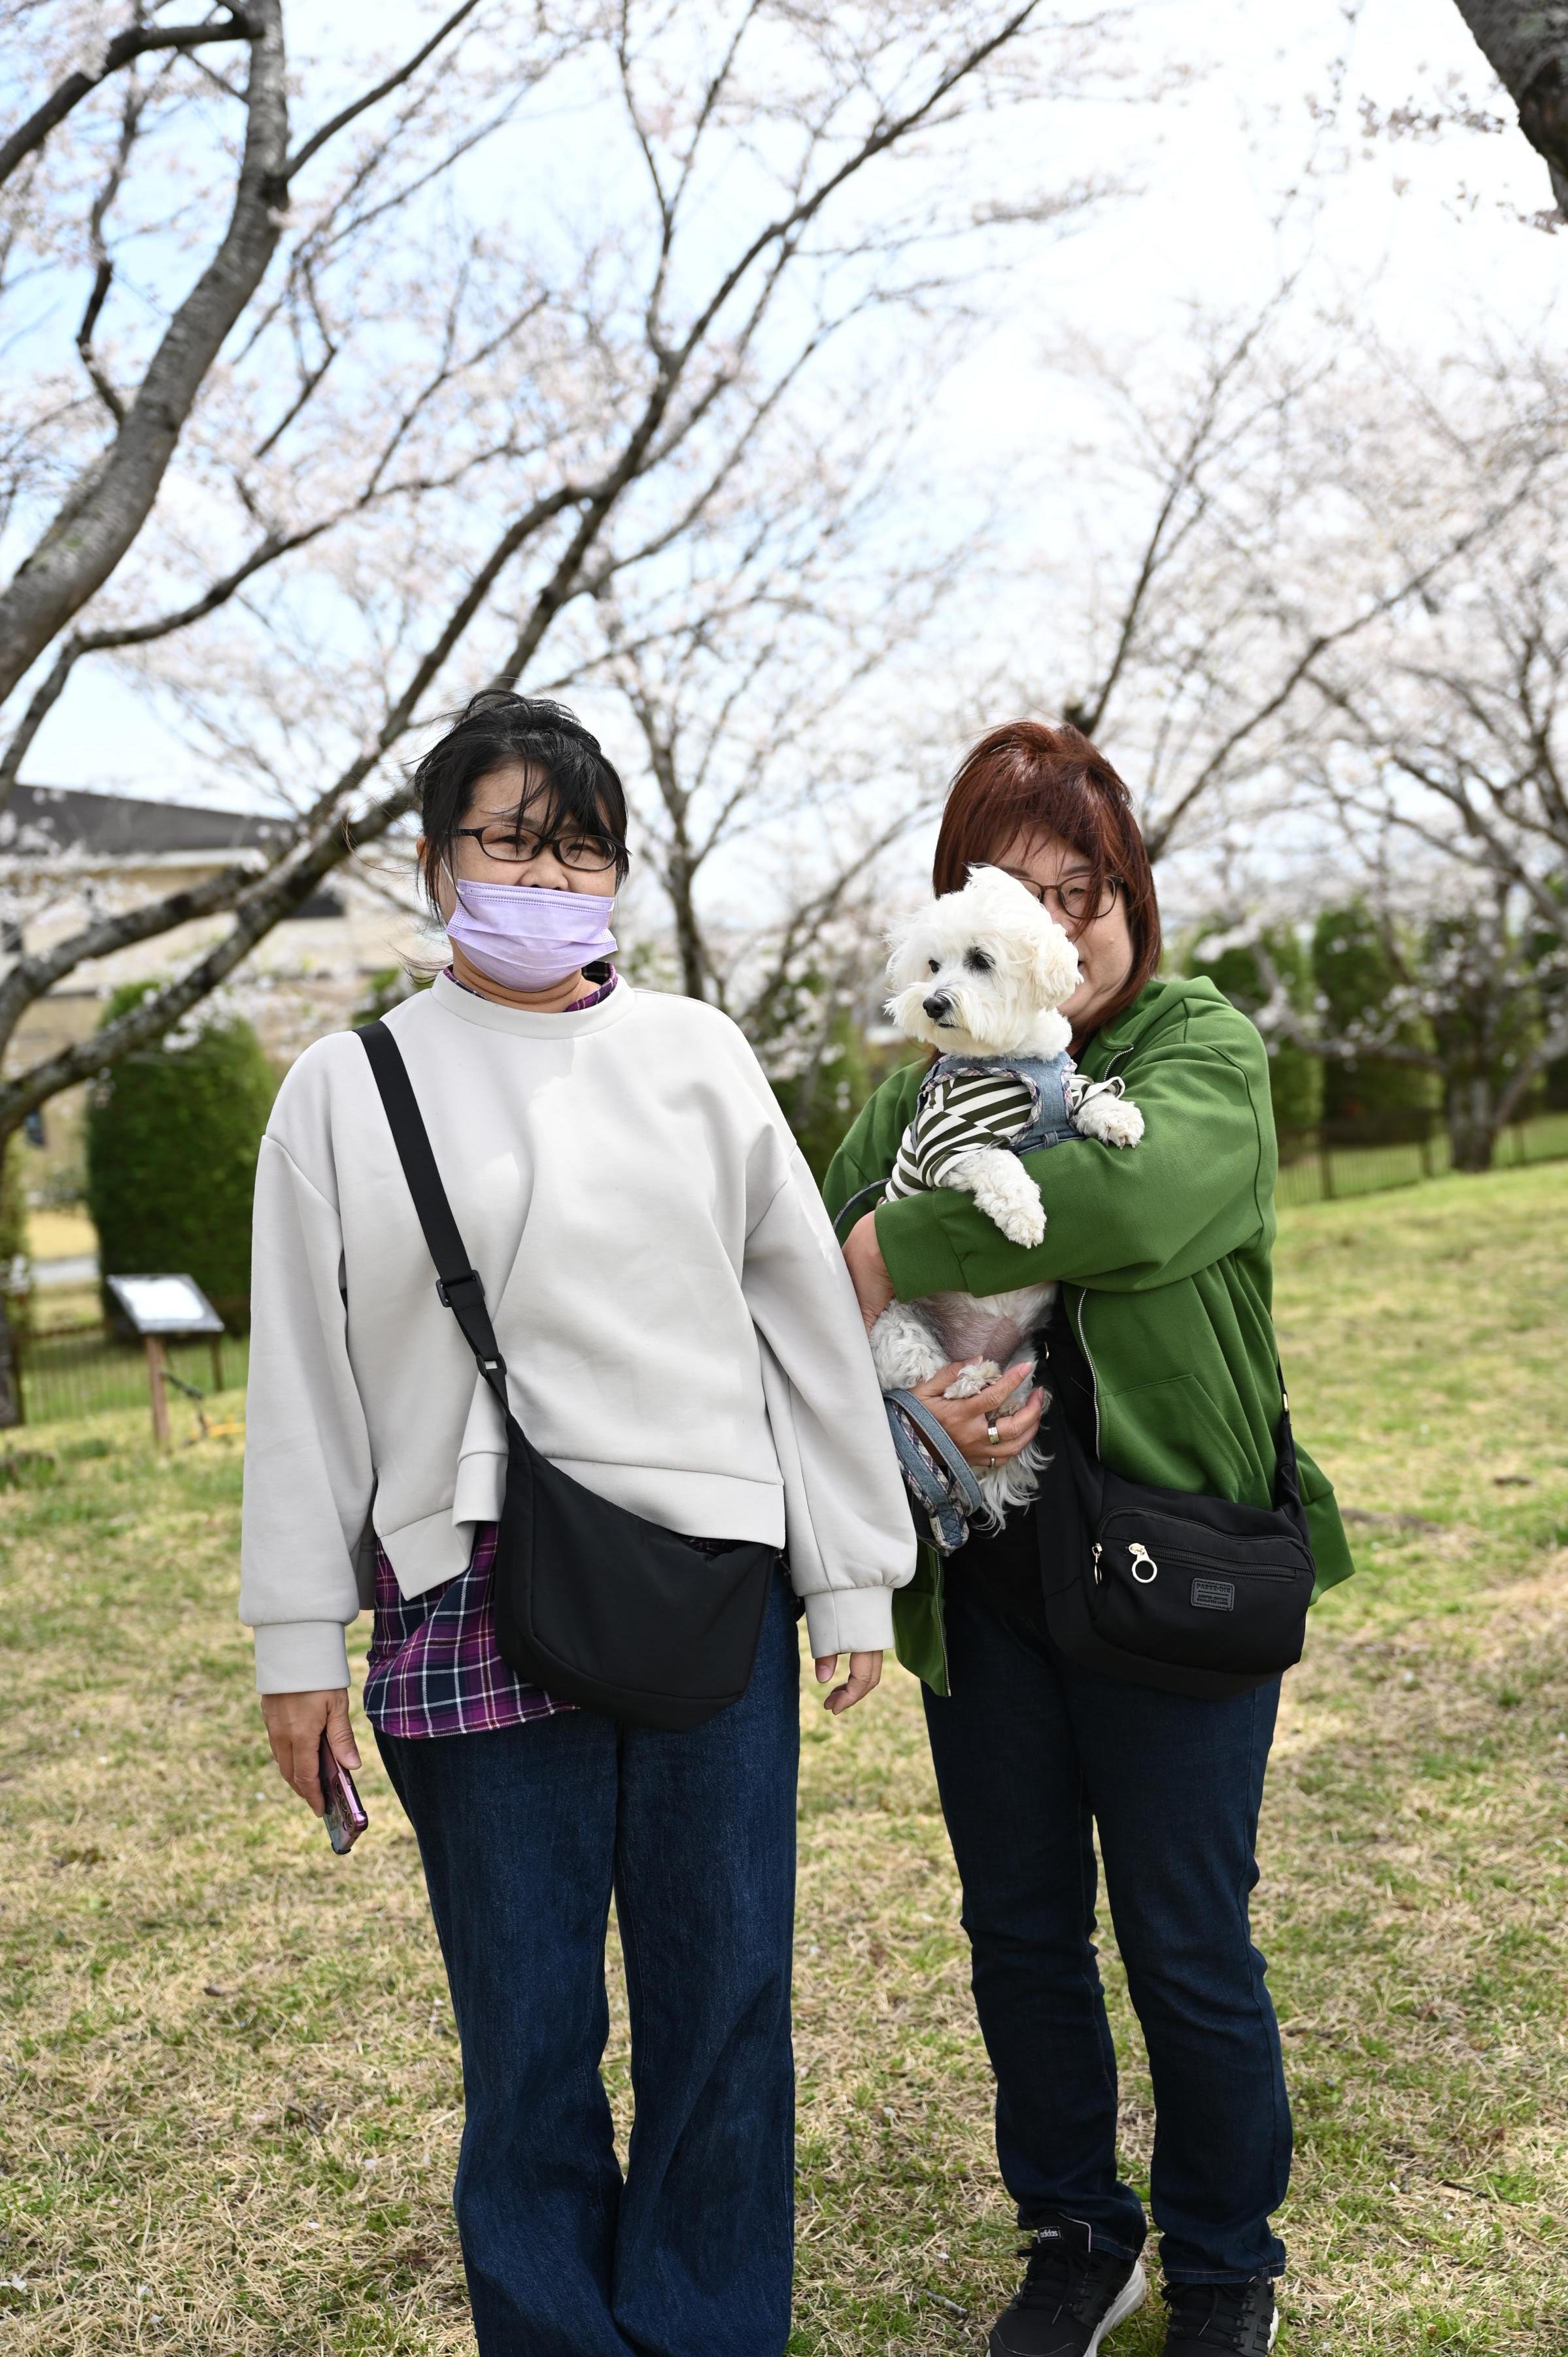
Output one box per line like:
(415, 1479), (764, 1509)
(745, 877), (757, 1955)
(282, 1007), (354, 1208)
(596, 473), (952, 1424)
(1274, 1362), (1304, 1518)
(356, 1020), (509, 1408)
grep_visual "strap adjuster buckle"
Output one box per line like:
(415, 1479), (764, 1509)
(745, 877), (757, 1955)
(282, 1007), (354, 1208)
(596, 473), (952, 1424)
(436, 1270), (483, 1308)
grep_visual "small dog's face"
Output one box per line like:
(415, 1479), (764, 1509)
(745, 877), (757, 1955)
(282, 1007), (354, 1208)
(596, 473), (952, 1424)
(885, 865), (1082, 1057)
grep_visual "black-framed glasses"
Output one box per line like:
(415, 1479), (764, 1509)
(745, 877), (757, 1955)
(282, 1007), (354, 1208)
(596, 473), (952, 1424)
(996, 866), (1121, 926)
(453, 822), (626, 875)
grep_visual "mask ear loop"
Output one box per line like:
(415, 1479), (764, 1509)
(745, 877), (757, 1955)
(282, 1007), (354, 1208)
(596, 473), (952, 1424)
(440, 847), (475, 920)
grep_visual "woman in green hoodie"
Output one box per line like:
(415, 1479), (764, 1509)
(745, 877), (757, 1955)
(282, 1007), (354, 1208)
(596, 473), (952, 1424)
(825, 721), (1352, 2357)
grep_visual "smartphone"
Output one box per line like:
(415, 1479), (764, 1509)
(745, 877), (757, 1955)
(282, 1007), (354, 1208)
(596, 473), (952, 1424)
(319, 1733), (368, 1854)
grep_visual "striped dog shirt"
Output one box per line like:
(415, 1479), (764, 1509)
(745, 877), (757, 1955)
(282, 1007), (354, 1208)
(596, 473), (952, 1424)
(883, 1064), (1040, 1199)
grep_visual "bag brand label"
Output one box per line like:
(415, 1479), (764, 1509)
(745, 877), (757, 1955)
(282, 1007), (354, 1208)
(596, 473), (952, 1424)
(1191, 1578), (1236, 1612)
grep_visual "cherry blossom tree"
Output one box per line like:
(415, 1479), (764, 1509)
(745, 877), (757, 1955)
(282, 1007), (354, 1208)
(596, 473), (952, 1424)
(0, 0), (1114, 1127)
(0, 0), (1121, 1416)
(1006, 307), (1558, 873)
(1074, 313), (1568, 1171)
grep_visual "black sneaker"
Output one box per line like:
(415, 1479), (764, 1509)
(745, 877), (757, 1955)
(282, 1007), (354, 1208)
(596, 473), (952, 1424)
(987, 2211), (1147, 2356)
(1162, 2275), (1278, 2356)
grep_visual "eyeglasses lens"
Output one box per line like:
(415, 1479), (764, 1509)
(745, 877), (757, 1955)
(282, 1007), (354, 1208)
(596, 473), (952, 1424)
(477, 827), (618, 872)
(997, 866), (1115, 921)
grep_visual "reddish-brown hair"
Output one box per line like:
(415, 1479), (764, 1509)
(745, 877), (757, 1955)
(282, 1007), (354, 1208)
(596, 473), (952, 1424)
(933, 719), (1161, 1030)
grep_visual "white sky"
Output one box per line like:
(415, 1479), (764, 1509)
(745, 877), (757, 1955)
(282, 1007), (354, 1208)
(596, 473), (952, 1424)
(23, 0), (1563, 805)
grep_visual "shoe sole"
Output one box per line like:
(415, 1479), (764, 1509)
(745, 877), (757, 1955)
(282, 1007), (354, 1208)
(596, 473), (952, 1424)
(1163, 2290), (1280, 2357)
(987, 2258), (1148, 2357)
(1093, 2261), (1148, 2352)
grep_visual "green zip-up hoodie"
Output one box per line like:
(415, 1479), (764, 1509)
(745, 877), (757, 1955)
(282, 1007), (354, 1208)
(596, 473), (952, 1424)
(823, 974), (1355, 1693)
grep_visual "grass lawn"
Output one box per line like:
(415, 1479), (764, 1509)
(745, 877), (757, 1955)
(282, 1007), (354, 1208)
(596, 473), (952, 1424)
(2, 1165), (1566, 2354)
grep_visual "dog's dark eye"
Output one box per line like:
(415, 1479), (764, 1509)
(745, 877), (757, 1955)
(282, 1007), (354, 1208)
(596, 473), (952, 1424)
(965, 948), (993, 973)
(927, 958), (940, 974)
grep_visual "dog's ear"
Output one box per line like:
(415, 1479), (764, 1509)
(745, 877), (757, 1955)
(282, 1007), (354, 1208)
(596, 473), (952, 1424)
(1031, 917), (1081, 1005)
(969, 866), (1082, 1003)
(883, 906), (927, 990)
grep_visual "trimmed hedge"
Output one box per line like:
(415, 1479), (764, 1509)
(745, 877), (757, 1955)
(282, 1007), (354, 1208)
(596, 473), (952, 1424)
(86, 991), (277, 1329)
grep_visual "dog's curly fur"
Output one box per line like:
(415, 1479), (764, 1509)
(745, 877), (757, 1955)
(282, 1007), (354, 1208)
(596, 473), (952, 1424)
(871, 865), (1144, 1527)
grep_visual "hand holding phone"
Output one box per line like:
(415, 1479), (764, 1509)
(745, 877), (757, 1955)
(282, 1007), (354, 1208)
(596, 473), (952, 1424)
(319, 1731), (368, 1854)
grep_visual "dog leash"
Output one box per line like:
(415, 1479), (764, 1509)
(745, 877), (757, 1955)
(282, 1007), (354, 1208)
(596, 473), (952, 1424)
(883, 1385), (985, 1552)
(830, 1180), (983, 1552)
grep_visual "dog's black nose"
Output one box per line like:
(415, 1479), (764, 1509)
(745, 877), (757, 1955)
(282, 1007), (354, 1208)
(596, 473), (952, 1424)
(922, 992), (952, 1023)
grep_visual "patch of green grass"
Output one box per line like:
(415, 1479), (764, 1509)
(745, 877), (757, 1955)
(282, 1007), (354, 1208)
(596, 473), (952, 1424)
(2, 1166), (1567, 2351)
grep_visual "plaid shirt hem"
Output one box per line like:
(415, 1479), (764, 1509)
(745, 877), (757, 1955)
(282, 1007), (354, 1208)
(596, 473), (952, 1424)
(363, 1522), (574, 1739)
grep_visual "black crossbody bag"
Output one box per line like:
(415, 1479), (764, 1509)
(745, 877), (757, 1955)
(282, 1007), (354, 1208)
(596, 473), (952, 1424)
(1036, 1303), (1316, 1699)
(358, 1021), (776, 1733)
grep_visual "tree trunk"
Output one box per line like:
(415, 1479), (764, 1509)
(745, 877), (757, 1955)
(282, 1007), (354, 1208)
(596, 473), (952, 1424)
(0, 3), (288, 707)
(1446, 1075), (1500, 1173)
(665, 849), (709, 1002)
(1451, 0), (1568, 214)
(0, 1291), (19, 1430)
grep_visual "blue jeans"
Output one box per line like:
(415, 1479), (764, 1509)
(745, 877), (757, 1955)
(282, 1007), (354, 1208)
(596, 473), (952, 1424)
(375, 1568), (800, 2356)
(922, 1578), (1290, 2284)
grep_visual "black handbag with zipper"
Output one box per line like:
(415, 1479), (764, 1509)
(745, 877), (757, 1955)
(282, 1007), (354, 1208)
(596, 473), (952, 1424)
(1035, 1302), (1316, 1699)
(358, 1020), (777, 1733)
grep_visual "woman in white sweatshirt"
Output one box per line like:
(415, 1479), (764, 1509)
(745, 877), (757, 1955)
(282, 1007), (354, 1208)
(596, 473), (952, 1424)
(241, 691), (915, 2357)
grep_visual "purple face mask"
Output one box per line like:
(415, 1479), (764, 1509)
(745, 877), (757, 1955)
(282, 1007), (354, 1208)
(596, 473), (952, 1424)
(445, 879), (618, 993)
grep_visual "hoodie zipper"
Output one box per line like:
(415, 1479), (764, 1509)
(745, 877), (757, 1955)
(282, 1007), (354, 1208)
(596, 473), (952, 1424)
(1065, 1032), (1131, 1459)
(1068, 1288), (1103, 1456)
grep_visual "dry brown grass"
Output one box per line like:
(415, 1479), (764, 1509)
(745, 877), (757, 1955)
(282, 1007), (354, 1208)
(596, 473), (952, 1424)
(2, 1163), (1567, 2353)
(24, 1210), (95, 1265)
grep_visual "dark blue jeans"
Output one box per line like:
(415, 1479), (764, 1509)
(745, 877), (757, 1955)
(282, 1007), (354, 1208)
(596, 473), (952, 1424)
(922, 1578), (1289, 2284)
(375, 1568), (800, 2357)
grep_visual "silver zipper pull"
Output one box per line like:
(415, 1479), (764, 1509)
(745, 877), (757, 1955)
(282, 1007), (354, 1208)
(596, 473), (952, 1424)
(1129, 1541), (1158, 1584)
(1092, 1541), (1102, 1585)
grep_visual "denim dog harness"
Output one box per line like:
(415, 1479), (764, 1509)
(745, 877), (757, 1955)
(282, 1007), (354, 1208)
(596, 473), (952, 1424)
(921, 1048), (1078, 1153)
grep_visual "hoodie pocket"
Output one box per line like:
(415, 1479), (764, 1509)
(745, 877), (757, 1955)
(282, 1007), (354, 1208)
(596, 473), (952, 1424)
(1098, 1371), (1255, 1501)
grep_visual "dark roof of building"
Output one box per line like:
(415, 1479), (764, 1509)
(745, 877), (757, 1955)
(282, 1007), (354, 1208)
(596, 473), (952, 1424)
(0, 784), (289, 859)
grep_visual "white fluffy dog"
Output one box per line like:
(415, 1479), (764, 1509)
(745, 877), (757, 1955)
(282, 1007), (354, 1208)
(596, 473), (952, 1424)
(870, 864), (1144, 1526)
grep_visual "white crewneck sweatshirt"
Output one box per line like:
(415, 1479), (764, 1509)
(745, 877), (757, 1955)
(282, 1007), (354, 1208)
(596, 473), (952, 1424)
(239, 973), (915, 1691)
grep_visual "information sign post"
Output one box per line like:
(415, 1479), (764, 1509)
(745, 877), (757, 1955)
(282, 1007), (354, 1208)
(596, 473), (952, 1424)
(104, 1276), (226, 1448)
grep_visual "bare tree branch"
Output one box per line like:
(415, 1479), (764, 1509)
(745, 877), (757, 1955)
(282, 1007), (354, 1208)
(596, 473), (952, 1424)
(0, 10), (253, 191)
(72, 65), (152, 426)
(0, 1), (288, 707)
(282, 0), (488, 182)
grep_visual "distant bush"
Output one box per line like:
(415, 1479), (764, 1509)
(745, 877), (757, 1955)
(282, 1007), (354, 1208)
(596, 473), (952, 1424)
(1310, 902), (1437, 1124)
(86, 991), (277, 1329)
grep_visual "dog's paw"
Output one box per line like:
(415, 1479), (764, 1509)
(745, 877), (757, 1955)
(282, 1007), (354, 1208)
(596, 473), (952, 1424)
(950, 1148), (1047, 1246)
(980, 1166), (1047, 1245)
(971, 1180), (1046, 1244)
(995, 1198), (1046, 1244)
(1074, 1093), (1144, 1149)
(870, 1303), (949, 1391)
(944, 1359), (1001, 1401)
(1099, 1099), (1145, 1148)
